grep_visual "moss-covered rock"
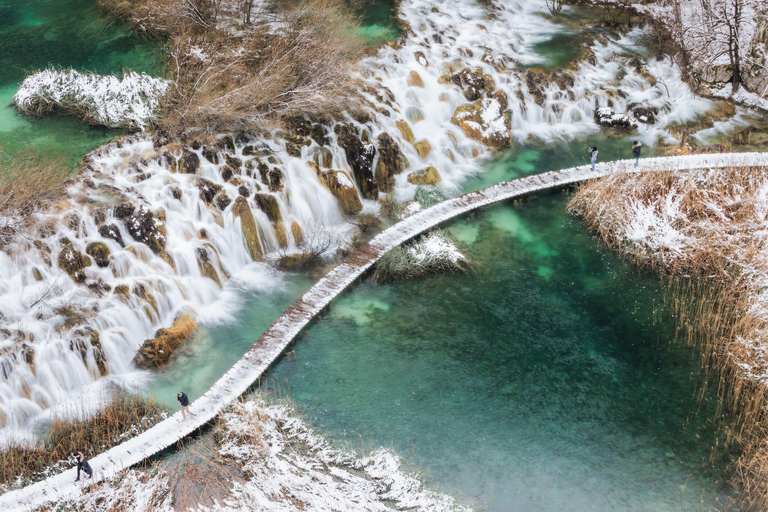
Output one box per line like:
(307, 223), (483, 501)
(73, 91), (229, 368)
(291, 220), (303, 244)
(133, 314), (197, 370)
(396, 119), (415, 144)
(407, 167), (442, 185)
(313, 147), (333, 168)
(113, 284), (130, 296)
(232, 197), (263, 261)
(451, 67), (495, 101)
(57, 239), (91, 283)
(450, 99), (511, 148)
(214, 191), (232, 211)
(113, 203), (135, 219)
(413, 139), (432, 159)
(85, 241), (111, 268)
(196, 246), (222, 287)
(254, 194), (283, 224)
(328, 170), (363, 214)
(375, 133), (406, 193)
(225, 154), (242, 170)
(125, 206), (167, 255)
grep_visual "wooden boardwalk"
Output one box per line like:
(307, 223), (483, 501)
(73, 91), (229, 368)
(2, 153), (767, 510)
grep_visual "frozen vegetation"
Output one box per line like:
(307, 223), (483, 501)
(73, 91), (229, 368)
(14, 69), (170, 130)
(45, 396), (470, 512)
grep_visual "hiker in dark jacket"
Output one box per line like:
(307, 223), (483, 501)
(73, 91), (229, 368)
(73, 451), (93, 482)
(177, 391), (196, 422)
(632, 141), (642, 165)
(588, 146), (599, 170)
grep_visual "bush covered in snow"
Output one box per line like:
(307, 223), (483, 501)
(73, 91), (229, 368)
(14, 69), (169, 130)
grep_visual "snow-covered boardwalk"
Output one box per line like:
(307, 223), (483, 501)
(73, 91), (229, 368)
(3, 152), (767, 510)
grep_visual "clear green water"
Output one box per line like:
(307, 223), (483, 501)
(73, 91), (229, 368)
(0, 0), (163, 166)
(264, 195), (731, 511)
(358, 0), (399, 44)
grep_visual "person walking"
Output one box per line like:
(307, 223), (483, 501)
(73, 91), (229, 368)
(588, 146), (599, 171)
(73, 451), (93, 482)
(178, 391), (196, 422)
(632, 140), (642, 165)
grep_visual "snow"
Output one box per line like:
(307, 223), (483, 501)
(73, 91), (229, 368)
(710, 82), (768, 112)
(408, 232), (465, 263)
(14, 69), (170, 130)
(335, 171), (354, 188)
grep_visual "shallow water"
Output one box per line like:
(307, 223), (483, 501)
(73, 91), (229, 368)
(0, 0), (163, 165)
(264, 194), (731, 511)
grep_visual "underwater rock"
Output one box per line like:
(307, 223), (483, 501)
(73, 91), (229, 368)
(327, 170), (363, 214)
(232, 197), (263, 261)
(133, 314), (197, 369)
(375, 133), (406, 193)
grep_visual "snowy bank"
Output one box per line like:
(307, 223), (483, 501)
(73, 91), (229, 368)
(14, 69), (170, 130)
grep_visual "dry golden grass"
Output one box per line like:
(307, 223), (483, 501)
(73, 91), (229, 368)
(101, 0), (368, 135)
(569, 164), (768, 508)
(0, 149), (68, 247)
(0, 394), (167, 488)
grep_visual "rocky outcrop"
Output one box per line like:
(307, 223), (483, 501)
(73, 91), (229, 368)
(58, 238), (91, 283)
(327, 170), (363, 214)
(629, 104), (658, 124)
(450, 67), (495, 101)
(594, 107), (637, 130)
(98, 224), (125, 247)
(450, 97), (511, 148)
(375, 133), (406, 193)
(336, 125), (378, 200)
(125, 206), (167, 254)
(196, 245), (224, 286)
(407, 167), (441, 186)
(413, 139), (432, 159)
(71, 326), (108, 377)
(85, 241), (111, 268)
(133, 314), (197, 369)
(180, 149), (200, 174)
(407, 70), (424, 88)
(232, 197), (263, 261)
(396, 120), (415, 144)
(195, 178), (222, 205)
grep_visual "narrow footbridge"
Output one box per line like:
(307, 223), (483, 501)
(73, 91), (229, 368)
(3, 153), (767, 510)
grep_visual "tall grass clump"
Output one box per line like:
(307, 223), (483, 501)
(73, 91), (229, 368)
(372, 229), (477, 283)
(0, 394), (167, 490)
(0, 148), (67, 249)
(413, 186), (449, 208)
(100, 0), (368, 135)
(568, 164), (768, 508)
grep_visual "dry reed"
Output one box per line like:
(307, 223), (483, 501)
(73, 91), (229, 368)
(0, 394), (167, 489)
(568, 164), (768, 508)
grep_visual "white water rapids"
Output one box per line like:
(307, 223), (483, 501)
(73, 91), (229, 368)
(0, 0), (754, 440)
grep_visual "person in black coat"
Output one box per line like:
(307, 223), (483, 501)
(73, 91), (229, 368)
(73, 451), (93, 482)
(632, 141), (642, 165)
(177, 391), (197, 422)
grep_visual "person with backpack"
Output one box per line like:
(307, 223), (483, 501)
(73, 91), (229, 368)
(588, 146), (599, 170)
(73, 451), (93, 482)
(632, 141), (642, 165)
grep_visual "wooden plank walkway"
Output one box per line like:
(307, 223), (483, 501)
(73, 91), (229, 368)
(2, 153), (767, 511)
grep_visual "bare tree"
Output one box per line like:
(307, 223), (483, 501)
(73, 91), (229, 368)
(545, 0), (566, 16)
(691, 0), (744, 90)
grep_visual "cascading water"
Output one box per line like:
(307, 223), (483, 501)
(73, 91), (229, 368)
(0, 0), (757, 440)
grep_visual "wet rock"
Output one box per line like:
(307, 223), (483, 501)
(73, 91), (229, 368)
(450, 98), (511, 148)
(594, 106), (637, 129)
(152, 128), (171, 149)
(628, 103), (659, 124)
(451, 68), (495, 101)
(215, 191), (232, 211)
(125, 206), (167, 254)
(407, 70), (424, 88)
(336, 126), (378, 200)
(218, 136), (236, 152)
(169, 186), (183, 200)
(413, 139), (432, 159)
(93, 209), (107, 226)
(407, 166), (441, 185)
(133, 314), (197, 369)
(307, 161), (328, 189)
(113, 203), (135, 219)
(202, 146), (220, 164)
(286, 142), (302, 158)
(314, 147), (333, 168)
(414, 51), (429, 67)
(238, 186), (250, 198)
(375, 133), (406, 193)
(195, 178), (223, 204)
(291, 220), (303, 244)
(327, 170), (363, 214)
(255, 193), (283, 223)
(85, 241), (111, 268)
(220, 166), (233, 182)
(180, 148), (200, 174)
(196, 245), (224, 286)
(113, 284), (130, 296)
(32, 267), (44, 281)
(396, 119), (415, 144)
(232, 197), (263, 261)
(98, 224), (125, 247)
(225, 154), (242, 170)
(57, 239), (91, 283)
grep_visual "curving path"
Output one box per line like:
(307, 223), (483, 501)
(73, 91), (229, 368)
(3, 153), (768, 510)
